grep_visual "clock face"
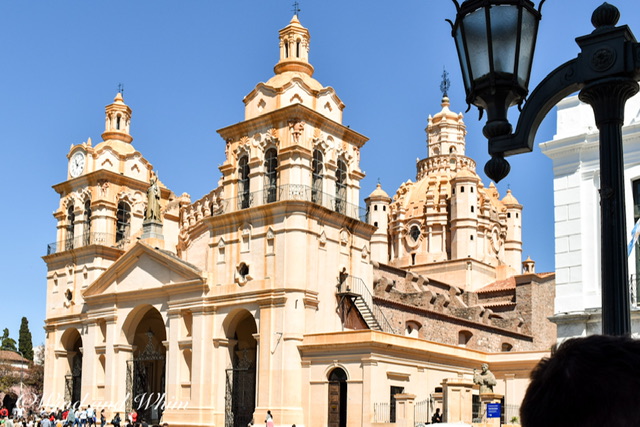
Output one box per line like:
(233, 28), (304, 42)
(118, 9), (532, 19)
(69, 152), (86, 178)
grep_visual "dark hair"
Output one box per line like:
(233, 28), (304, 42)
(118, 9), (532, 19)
(521, 335), (640, 427)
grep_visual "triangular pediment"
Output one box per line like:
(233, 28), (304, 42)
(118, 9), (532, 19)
(83, 241), (205, 301)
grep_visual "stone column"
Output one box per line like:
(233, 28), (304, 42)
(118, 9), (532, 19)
(360, 358), (377, 427)
(112, 344), (134, 414)
(441, 376), (475, 424)
(394, 393), (416, 427)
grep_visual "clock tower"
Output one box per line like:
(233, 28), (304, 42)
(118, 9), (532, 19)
(43, 92), (180, 334)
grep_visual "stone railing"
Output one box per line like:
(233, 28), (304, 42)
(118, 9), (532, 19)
(180, 184), (368, 233)
(416, 155), (477, 180)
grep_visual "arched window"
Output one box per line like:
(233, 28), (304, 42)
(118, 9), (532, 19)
(264, 148), (278, 203)
(116, 201), (131, 244)
(296, 40), (301, 57)
(501, 343), (513, 352)
(335, 160), (347, 214)
(83, 200), (92, 246)
(405, 321), (420, 338)
(116, 114), (121, 130)
(66, 205), (75, 251)
(328, 368), (347, 427)
(238, 156), (250, 209)
(284, 42), (289, 58)
(312, 149), (324, 203)
(458, 330), (473, 347)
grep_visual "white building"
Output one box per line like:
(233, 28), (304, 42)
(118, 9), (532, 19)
(541, 93), (640, 339)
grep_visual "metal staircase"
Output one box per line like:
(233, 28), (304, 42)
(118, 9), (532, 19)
(337, 275), (396, 334)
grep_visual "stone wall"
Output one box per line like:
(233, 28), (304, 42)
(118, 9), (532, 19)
(372, 262), (556, 352)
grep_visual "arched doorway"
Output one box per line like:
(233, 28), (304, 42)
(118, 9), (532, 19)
(224, 311), (257, 427)
(127, 307), (166, 425)
(328, 368), (347, 427)
(61, 329), (82, 406)
(2, 393), (17, 416)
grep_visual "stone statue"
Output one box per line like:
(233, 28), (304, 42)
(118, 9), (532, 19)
(146, 172), (161, 222)
(473, 363), (497, 394)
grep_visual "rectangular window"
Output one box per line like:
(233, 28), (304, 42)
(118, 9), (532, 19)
(390, 386), (404, 423)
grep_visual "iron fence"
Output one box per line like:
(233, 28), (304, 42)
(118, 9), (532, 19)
(228, 184), (368, 221)
(373, 402), (390, 423)
(47, 232), (117, 255)
(414, 399), (430, 425)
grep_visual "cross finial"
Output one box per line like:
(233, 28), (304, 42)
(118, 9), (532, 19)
(440, 67), (450, 98)
(118, 83), (124, 95)
(292, 1), (301, 16)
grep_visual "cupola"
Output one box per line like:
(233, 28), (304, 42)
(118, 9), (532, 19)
(102, 92), (133, 143)
(274, 14), (314, 76)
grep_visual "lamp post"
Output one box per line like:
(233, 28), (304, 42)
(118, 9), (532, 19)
(13, 349), (25, 414)
(449, 1), (640, 336)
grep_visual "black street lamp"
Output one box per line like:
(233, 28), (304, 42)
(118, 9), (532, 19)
(449, 1), (640, 336)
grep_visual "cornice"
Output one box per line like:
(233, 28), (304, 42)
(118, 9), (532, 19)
(52, 169), (173, 199)
(217, 103), (367, 147)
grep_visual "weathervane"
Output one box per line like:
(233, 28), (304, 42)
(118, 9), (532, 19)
(118, 83), (124, 96)
(440, 68), (450, 98)
(292, 1), (301, 16)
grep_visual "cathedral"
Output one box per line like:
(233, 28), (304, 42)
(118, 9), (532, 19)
(43, 14), (555, 427)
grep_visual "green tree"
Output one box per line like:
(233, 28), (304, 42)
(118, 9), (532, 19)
(1, 328), (17, 351)
(18, 317), (33, 361)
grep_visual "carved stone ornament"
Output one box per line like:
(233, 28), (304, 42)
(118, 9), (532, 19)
(288, 119), (305, 143)
(234, 139), (250, 160)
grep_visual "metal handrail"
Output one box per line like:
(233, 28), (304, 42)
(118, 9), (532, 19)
(181, 184), (368, 232)
(337, 275), (396, 334)
(230, 184), (367, 221)
(46, 232), (120, 255)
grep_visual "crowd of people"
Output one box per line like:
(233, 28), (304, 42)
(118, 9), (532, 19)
(0, 407), (168, 427)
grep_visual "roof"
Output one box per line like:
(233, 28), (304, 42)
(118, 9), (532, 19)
(477, 277), (517, 293)
(0, 350), (29, 363)
(367, 183), (390, 200)
(501, 189), (520, 206)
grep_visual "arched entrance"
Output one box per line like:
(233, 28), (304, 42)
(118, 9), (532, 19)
(2, 393), (17, 416)
(328, 368), (347, 427)
(224, 311), (257, 427)
(61, 329), (82, 406)
(126, 307), (166, 425)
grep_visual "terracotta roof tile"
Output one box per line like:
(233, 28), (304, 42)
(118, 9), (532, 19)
(0, 350), (28, 362)
(477, 277), (516, 293)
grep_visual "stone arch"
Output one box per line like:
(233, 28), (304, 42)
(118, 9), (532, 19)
(122, 305), (167, 424)
(323, 363), (350, 381)
(221, 309), (258, 427)
(119, 304), (167, 346)
(327, 366), (348, 427)
(59, 327), (82, 352)
(59, 327), (83, 405)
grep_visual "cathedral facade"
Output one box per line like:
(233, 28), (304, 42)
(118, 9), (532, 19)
(43, 15), (555, 427)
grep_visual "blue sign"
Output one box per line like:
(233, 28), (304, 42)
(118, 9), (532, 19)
(486, 403), (501, 418)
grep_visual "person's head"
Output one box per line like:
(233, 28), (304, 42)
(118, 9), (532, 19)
(435, 408), (440, 413)
(481, 363), (488, 373)
(521, 335), (640, 427)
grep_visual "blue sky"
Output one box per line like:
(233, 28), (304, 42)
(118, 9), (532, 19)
(1, 1), (638, 347)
